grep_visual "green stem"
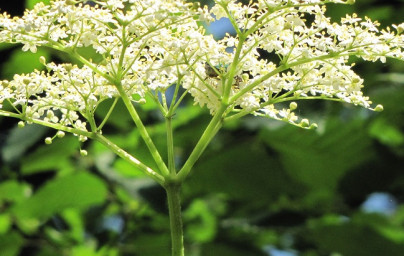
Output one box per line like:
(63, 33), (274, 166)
(166, 116), (176, 175)
(114, 81), (170, 177)
(0, 110), (94, 138)
(94, 133), (165, 185)
(177, 103), (227, 181)
(165, 182), (184, 256)
(97, 97), (119, 131)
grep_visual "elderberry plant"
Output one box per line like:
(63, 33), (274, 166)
(0, 0), (403, 255)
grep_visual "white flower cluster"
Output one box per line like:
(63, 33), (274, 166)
(0, 0), (403, 132)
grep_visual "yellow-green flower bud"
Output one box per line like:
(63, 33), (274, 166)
(374, 104), (384, 112)
(1, 80), (9, 87)
(283, 22), (292, 30)
(65, 64), (73, 72)
(289, 102), (298, 111)
(300, 118), (309, 128)
(397, 24), (404, 34)
(241, 73), (249, 82)
(45, 137), (53, 144)
(352, 77), (361, 83)
(80, 149), (88, 156)
(309, 123), (318, 130)
(56, 131), (65, 138)
(39, 56), (46, 65)
(23, 78), (31, 85)
(18, 121), (25, 128)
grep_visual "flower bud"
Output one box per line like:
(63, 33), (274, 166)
(352, 77), (361, 84)
(241, 73), (249, 82)
(45, 137), (53, 145)
(397, 24), (404, 34)
(1, 80), (9, 87)
(18, 121), (25, 128)
(374, 104), (384, 112)
(80, 149), (88, 156)
(39, 56), (46, 65)
(138, 98), (146, 105)
(300, 118), (309, 128)
(289, 102), (297, 111)
(23, 78), (31, 85)
(56, 131), (65, 138)
(283, 22), (292, 30)
(309, 123), (318, 130)
(65, 64), (73, 72)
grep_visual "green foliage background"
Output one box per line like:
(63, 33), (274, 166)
(1, 0), (404, 255)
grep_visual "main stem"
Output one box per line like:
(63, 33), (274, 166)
(165, 182), (184, 256)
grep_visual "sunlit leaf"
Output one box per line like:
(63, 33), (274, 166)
(1, 48), (49, 79)
(26, 0), (51, 8)
(0, 180), (31, 203)
(0, 214), (11, 234)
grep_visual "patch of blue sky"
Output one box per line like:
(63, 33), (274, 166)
(207, 17), (236, 39)
(361, 192), (397, 215)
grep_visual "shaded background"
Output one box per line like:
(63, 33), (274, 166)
(1, 0), (404, 255)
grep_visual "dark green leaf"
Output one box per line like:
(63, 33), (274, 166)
(0, 232), (24, 256)
(12, 172), (108, 220)
(259, 118), (375, 191)
(369, 118), (404, 147)
(185, 138), (302, 202)
(20, 136), (79, 174)
(2, 124), (48, 163)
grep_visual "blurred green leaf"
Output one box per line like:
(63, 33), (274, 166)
(259, 118), (375, 191)
(26, 0), (51, 8)
(0, 214), (12, 234)
(0, 231), (24, 256)
(306, 213), (404, 256)
(114, 158), (147, 178)
(1, 48), (49, 79)
(200, 242), (267, 256)
(20, 135), (79, 174)
(12, 172), (108, 220)
(365, 6), (393, 22)
(185, 138), (302, 202)
(369, 118), (404, 147)
(71, 245), (98, 256)
(62, 209), (85, 243)
(0, 43), (14, 51)
(95, 99), (133, 130)
(184, 199), (217, 243)
(0, 180), (31, 204)
(2, 124), (48, 163)
(132, 233), (171, 256)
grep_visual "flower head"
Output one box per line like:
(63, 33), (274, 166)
(0, 0), (402, 132)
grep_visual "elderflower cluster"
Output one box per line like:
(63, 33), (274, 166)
(0, 0), (403, 134)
